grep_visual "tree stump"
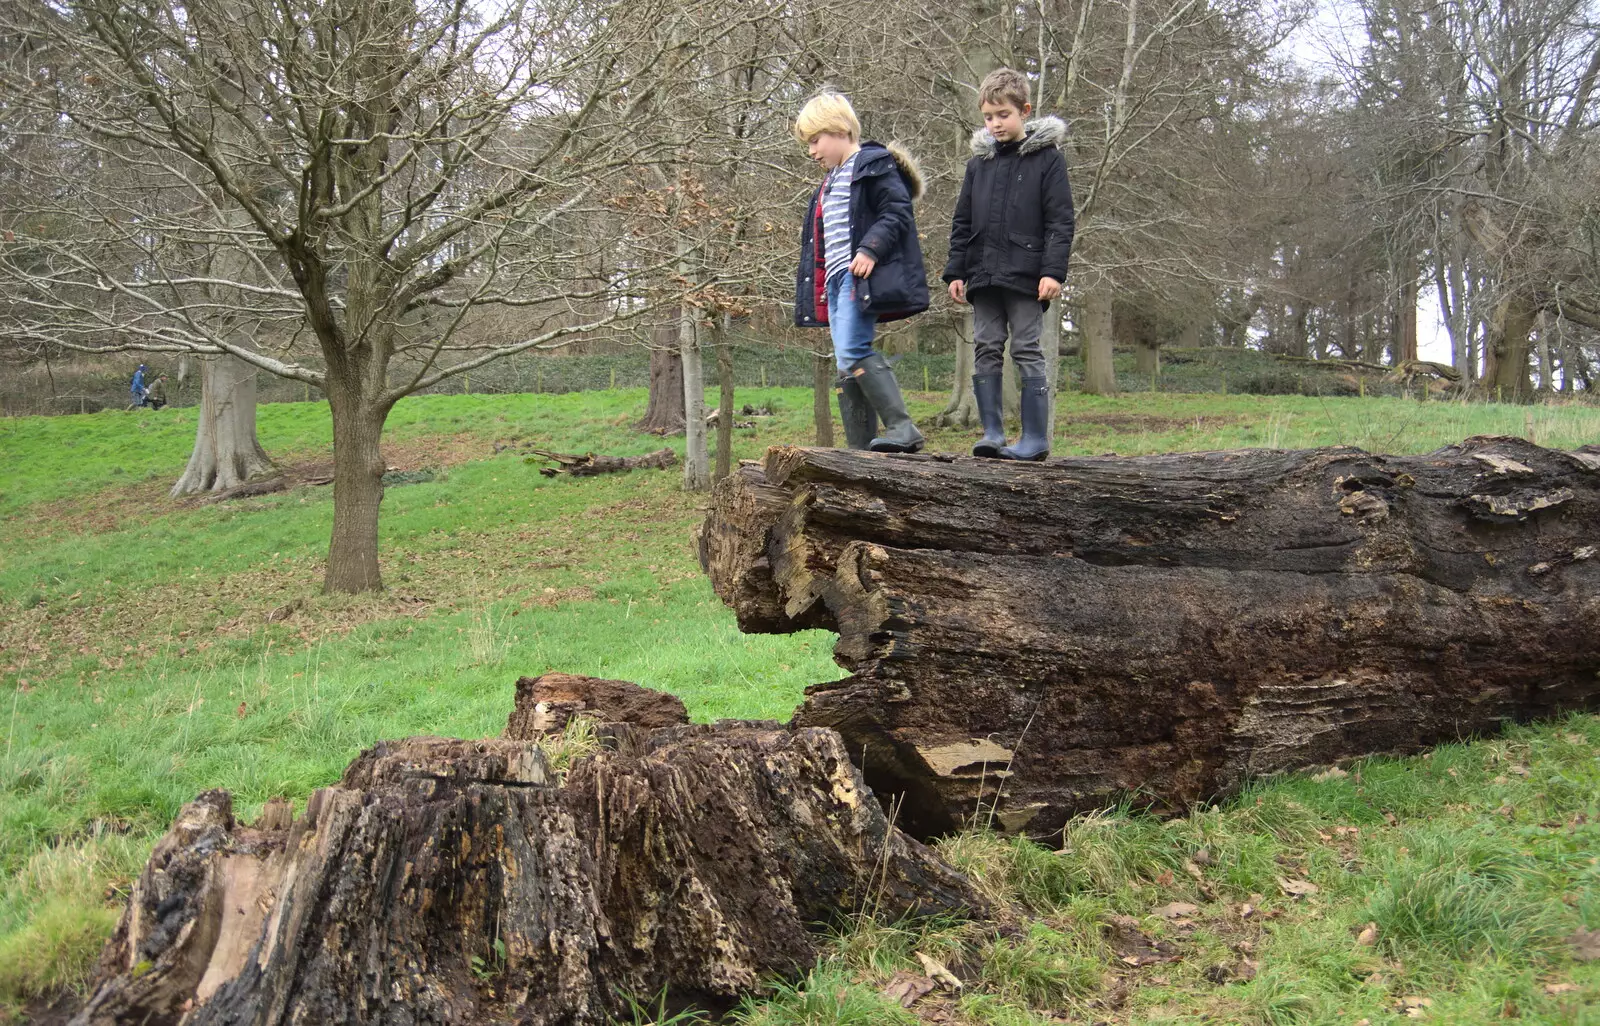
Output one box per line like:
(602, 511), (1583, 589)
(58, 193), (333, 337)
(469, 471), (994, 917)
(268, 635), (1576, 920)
(699, 438), (1600, 838)
(71, 679), (983, 1025)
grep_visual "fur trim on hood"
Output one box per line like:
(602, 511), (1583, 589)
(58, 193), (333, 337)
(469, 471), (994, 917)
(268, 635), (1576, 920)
(883, 141), (925, 200)
(969, 115), (1068, 159)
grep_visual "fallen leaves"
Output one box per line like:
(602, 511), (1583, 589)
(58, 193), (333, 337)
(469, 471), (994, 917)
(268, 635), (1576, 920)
(914, 951), (962, 994)
(1276, 877), (1319, 898)
(1104, 914), (1180, 967)
(1154, 902), (1199, 920)
(1202, 958), (1258, 984)
(1397, 995), (1434, 1018)
(880, 951), (963, 1009)
(881, 971), (936, 1008)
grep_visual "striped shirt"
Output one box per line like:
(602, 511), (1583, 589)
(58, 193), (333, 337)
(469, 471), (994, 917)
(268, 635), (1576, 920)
(822, 150), (859, 284)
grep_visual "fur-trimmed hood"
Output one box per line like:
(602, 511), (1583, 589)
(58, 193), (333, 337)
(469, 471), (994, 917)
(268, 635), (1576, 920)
(969, 115), (1068, 159)
(859, 140), (925, 201)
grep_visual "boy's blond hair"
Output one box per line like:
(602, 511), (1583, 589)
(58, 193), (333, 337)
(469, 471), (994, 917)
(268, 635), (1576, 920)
(793, 92), (861, 145)
(978, 67), (1031, 110)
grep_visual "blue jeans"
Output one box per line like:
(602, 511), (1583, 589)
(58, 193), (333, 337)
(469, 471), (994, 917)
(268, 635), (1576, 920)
(827, 272), (878, 372)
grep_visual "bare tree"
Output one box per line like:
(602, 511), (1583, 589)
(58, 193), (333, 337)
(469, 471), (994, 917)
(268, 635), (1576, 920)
(0, 0), (727, 591)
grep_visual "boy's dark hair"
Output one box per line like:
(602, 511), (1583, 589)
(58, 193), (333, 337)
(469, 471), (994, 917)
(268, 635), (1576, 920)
(978, 67), (1031, 110)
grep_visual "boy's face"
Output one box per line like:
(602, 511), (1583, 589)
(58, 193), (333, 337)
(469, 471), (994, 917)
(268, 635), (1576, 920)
(981, 100), (1032, 143)
(806, 131), (856, 170)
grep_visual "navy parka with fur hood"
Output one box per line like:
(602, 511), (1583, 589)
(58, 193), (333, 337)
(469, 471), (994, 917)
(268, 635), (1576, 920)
(942, 116), (1075, 298)
(794, 141), (931, 328)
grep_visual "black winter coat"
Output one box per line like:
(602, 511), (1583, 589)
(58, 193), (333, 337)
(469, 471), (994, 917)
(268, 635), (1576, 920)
(942, 116), (1075, 298)
(794, 141), (931, 327)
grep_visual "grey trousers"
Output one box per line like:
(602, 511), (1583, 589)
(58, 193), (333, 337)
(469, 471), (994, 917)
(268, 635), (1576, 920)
(971, 288), (1045, 378)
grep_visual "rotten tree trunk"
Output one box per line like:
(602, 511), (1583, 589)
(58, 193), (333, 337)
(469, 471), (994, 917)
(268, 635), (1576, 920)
(700, 439), (1600, 839)
(526, 448), (677, 477)
(72, 676), (983, 1025)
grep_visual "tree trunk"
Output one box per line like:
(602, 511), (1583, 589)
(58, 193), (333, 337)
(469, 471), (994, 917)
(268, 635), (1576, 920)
(1001, 346), (1020, 419)
(1080, 289), (1116, 395)
(1397, 256), (1419, 365)
(71, 677), (984, 1026)
(714, 334), (734, 484)
(680, 306), (710, 491)
(1040, 303), (1062, 447)
(935, 311), (977, 428)
(700, 440), (1600, 839)
(636, 341), (686, 435)
(323, 388), (387, 594)
(1133, 339), (1159, 378)
(1485, 293), (1537, 401)
(1536, 312), (1554, 394)
(812, 353), (835, 447)
(170, 354), (274, 496)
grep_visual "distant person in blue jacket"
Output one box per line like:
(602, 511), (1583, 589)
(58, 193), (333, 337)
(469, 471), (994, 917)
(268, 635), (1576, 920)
(130, 364), (147, 403)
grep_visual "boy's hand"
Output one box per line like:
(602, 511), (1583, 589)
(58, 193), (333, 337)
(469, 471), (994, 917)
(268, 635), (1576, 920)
(1038, 277), (1062, 301)
(850, 252), (876, 277)
(948, 280), (966, 304)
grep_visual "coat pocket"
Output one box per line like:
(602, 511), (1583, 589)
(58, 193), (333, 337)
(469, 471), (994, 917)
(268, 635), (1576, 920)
(1007, 231), (1044, 277)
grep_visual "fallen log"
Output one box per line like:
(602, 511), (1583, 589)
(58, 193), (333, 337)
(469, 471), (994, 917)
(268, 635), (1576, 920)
(524, 448), (677, 477)
(699, 438), (1600, 838)
(72, 675), (982, 1026)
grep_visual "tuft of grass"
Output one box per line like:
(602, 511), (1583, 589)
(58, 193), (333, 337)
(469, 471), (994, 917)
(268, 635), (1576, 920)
(977, 921), (1103, 1009)
(731, 965), (919, 1026)
(0, 827), (146, 1009)
(1366, 827), (1567, 961)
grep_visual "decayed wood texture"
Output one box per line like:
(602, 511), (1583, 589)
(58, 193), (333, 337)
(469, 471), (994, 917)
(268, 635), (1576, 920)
(72, 682), (983, 1025)
(699, 438), (1600, 838)
(524, 448), (677, 477)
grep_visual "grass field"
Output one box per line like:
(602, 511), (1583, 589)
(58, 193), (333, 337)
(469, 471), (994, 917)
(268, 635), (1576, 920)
(1, 387), (1598, 1024)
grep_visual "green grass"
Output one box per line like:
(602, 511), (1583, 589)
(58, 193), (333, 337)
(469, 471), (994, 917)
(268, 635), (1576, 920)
(1, 386), (1598, 1022)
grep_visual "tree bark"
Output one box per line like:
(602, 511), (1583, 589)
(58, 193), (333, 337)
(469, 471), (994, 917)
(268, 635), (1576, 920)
(680, 306), (710, 491)
(525, 449), (677, 477)
(637, 342), (686, 435)
(1397, 253), (1420, 365)
(812, 353), (835, 447)
(715, 334), (735, 484)
(1536, 312), (1554, 394)
(700, 440), (1600, 838)
(1133, 340), (1159, 378)
(323, 387), (387, 594)
(170, 354), (274, 496)
(1485, 293), (1537, 400)
(1081, 288), (1116, 395)
(1001, 346), (1020, 419)
(70, 680), (985, 1026)
(1040, 302), (1062, 447)
(935, 311), (978, 428)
